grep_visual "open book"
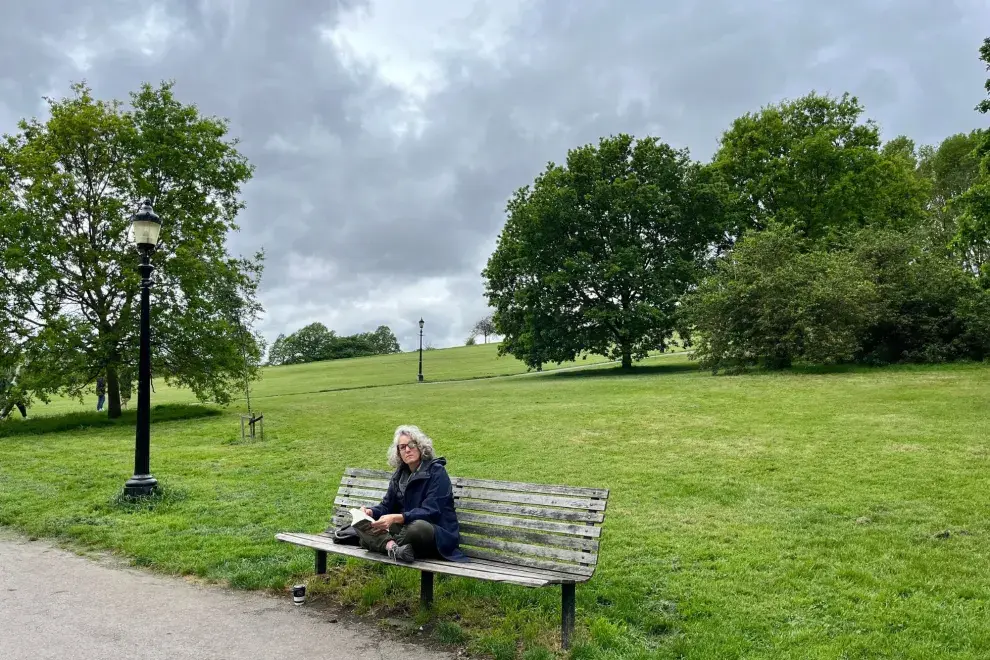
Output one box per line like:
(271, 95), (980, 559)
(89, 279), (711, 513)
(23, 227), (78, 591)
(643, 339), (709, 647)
(349, 507), (374, 526)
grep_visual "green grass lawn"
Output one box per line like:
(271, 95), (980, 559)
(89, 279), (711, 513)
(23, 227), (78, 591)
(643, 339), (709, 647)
(1, 348), (988, 659)
(22, 342), (620, 417)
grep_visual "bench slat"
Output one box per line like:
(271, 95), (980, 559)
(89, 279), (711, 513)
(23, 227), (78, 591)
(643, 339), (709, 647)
(312, 527), (587, 584)
(338, 486), (388, 499)
(341, 476), (391, 489)
(329, 515), (601, 552)
(460, 534), (598, 565)
(328, 515), (601, 551)
(276, 533), (555, 587)
(462, 557), (582, 583)
(339, 484), (605, 512)
(454, 486), (605, 511)
(419, 556), (572, 583)
(456, 512), (601, 538)
(460, 547), (595, 578)
(452, 476), (608, 499)
(335, 495), (607, 524)
(334, 496), (379, 509)
(459, 523), (599, 553)
(453, 499), (605, 523)
(345, 468), (393, 479)
(343, 468), (608, 499)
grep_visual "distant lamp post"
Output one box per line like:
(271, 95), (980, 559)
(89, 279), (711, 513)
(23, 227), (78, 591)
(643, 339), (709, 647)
(418, 318), (425, 382)
(124, 199), (162, 497)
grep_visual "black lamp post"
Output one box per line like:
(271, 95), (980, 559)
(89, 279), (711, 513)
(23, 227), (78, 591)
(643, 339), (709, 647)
(123, 199), (162, 497)
(417, 318), (425, 382)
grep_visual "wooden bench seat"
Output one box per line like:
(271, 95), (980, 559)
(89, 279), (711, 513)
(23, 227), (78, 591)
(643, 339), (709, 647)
(276, 467), (610, 649)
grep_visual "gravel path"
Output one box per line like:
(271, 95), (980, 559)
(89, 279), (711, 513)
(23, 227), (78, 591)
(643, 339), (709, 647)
(0, 530), (450, 660)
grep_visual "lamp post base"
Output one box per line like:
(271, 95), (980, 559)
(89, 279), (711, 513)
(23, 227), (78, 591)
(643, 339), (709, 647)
(123, 474), (159, 497)
(418, 374), (423, 382)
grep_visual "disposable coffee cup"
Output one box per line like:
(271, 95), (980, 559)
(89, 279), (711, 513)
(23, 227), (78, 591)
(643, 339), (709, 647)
(292, 584), (306, 606)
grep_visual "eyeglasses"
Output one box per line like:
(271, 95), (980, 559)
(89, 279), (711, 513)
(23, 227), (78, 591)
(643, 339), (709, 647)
(398, 443), (418, 452)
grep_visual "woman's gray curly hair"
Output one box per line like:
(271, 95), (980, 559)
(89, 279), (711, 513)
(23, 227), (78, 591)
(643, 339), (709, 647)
(387, 424), (436, 469)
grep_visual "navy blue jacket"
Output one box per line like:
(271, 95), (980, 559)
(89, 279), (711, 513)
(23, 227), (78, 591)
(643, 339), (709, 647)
(370, 457), (467, 562)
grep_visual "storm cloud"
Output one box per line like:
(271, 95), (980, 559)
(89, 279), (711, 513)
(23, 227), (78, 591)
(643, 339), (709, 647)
(1, 0), (987, 351)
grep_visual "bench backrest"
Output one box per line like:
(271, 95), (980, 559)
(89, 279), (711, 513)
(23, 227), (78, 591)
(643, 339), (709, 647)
(332, 467), (609, 582)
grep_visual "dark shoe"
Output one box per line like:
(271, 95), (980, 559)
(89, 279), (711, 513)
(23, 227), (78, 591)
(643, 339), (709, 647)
(387, 543), (415, 563)
(329, 526), (360, 546)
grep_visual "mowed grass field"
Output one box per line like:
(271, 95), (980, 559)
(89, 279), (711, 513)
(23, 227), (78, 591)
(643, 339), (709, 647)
(20, 342), (619, 417)
(1, 345), (988, 659)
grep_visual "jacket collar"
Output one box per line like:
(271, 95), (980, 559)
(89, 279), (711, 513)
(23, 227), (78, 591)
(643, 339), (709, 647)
(394, 457), (436, 484)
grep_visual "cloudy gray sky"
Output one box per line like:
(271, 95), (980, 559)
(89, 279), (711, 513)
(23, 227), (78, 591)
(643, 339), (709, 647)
(1, 0), (988, 352)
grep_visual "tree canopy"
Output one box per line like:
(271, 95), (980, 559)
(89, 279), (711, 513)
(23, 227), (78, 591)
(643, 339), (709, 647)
(952, 38), (990, 277)
(918, 130), (985, 246)
(0, 81), (264, 417)
(483, 134), (726, 369)
(713, 92), (929, 244)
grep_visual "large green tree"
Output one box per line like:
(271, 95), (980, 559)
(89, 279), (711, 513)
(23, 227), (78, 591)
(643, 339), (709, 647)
(0, 82), (264, 418)
(270, 322), (336, 365)
(953, 38), (990, 277)
(917, 131), (985, 245)
(977, 37), (990, 115)
(483, 134), (726, 369)
(355, 325), (401, 355)
(713, 92), (928, 244)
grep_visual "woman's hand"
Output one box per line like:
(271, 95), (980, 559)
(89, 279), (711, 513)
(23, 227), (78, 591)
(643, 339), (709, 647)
(361, 507), (374, 518)
(370, 513), (403, 533)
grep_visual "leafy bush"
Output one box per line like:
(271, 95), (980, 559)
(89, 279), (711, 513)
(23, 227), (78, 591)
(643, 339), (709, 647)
(682, 225), (990, 372)
(849, 229), (990, 364)
(682, 224), (879, 373)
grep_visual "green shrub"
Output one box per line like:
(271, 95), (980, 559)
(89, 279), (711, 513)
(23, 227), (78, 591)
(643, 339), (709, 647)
(682, 225), (990, 372)
(682, 224), (879, 373)
(849, 228), (990, 364)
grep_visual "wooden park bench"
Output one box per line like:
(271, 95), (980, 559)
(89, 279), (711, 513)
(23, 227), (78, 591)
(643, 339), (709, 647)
(276, 467), (609, 649)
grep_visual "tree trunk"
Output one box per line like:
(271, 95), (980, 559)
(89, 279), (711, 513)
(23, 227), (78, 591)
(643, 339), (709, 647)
(106, 363), (122, 419)
(619, 292), (633, 370)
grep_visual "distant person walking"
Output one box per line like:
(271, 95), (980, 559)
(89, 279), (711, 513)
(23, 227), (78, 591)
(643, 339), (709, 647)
(96, 376), (106, 412)
(0, 364), (27, 420)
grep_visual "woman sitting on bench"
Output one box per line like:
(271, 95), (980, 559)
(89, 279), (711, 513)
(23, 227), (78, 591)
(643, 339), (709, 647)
(353, 425), (467, 563)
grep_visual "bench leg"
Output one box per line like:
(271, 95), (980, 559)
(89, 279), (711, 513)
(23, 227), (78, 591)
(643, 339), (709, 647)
(315, 550), (327, 575)
(561, 582), (575, 650)
(420, 571), (434, 610)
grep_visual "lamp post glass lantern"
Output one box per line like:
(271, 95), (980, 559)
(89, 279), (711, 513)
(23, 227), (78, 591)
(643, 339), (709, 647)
(418, 318), (425, 382)
(124, 199), (161, 497)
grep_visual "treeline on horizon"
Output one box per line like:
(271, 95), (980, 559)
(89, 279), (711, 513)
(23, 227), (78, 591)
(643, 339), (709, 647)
(266, 323), (401, 366)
